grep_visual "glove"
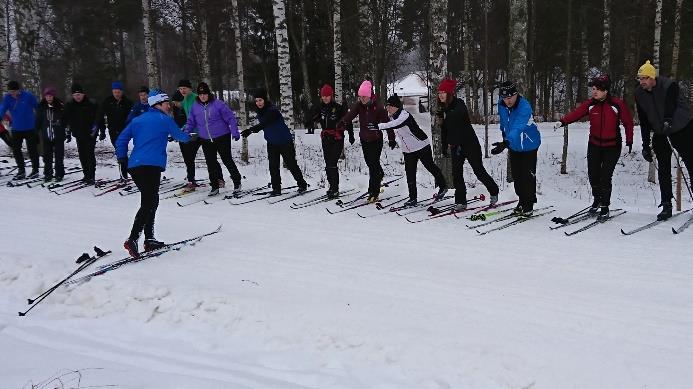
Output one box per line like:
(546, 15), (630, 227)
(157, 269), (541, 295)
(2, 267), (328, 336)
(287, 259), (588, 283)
(491, 141), (507, 155)
(553, 121), (563, 130)
(348, 131), (355, 145)
(441, 145), (449, 157)
(388, 140), (398, 150)
(65, 132), (72, 143)
(642, 147), (653, 162)
(188, 132), (199, 142)
(307, 127), (315, 135)
(90, 126), (98, 139)
(663, 121), (672, 133)
(232, 133), (240, 141)
(627, 144), (633, 154)
(367, 122), (378, 130)
(241, 129), (252, 138)
(99, 131), (106, 141)
(167, 135), (174, 142)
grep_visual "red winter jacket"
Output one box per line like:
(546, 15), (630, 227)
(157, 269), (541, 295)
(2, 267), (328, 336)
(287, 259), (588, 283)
(560, 96), (634, 147)
(338, 98), (395, 143)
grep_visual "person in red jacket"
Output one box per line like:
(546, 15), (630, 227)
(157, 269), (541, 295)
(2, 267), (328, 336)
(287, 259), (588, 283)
(554, 74), (634, 220)
(337, 79), (397, 202)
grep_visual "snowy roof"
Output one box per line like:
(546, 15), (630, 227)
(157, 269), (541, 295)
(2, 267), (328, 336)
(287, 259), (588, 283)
(387, 72), (429, 97)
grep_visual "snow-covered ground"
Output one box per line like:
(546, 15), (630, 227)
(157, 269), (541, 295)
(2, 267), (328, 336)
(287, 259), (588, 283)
(1, 113), (692, 389)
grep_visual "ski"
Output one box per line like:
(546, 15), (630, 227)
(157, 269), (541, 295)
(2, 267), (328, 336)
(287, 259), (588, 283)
(564, 210), (627, 236)
(356, 197), (409, 218)
(476, 207), (556, 235)
(672, 215), (693, 235)
(290, 189), (359, 209)
(619, 210), (691, 235)
(178, 188), (233, 207)
(457, 199), (519, 221)
(550, 205), (592, 225)
(223, 184), (273, 199)
(549, 212), (596, 230)
(326, 194), (401, 214)
(335, 176), (404, 208)
(405, 203), (487, 223)
(397, 195), (480, 217)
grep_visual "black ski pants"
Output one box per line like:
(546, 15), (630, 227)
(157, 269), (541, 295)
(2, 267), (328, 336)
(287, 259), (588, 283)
(509, 148), (538, 210)
(404, 145), (447, 200)
(586, 143), (621, 206)
(180, 137), (201, 183)
(268, 141), (306, 191)
(42, 136), (65, 178)
(201, 134), (242, 189)
(129, 165), (161, 240)
(11, 130), (40, 174)
(362, 139), (384, 197)
(653, 122), (693, 203)
(75, 135), (97, 180)
(450, 144), (499, 204)
(109, 129), (128, 179)
(322, 135), (344, 191)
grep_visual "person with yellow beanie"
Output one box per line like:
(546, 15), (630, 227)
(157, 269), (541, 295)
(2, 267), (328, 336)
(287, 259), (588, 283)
(635, 59), (693, 221)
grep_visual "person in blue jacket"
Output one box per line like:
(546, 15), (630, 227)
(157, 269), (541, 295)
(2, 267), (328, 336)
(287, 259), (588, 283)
(116, 90), (197, 258)
(492, 80), (541, 216)
(241, 88), (308, 196)
(124, 86), (150, 125)
(0, 81), (39, 180)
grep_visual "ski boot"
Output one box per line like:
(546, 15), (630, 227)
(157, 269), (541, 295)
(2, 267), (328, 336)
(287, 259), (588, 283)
(208, 188), (220, 197)
(588, 198), (600, 215)
(326, 188), (339, 199)
(124, 238), (140, 258)
(403, 198), (418, 207)
(597, 206), (610, 221)
(233, 182), (242, 194)
(489, 194), (499, 206)
(454, 202), (468, 212)
(144, 239), (166, 252)
(657, 202), (673, 221)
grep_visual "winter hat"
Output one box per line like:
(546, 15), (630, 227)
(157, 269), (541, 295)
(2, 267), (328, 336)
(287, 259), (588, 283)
(7, 80), (20, 91)
(357, 80), (372, 97)
(320, 84), (334, 97)
(111, 81), (124, 90)
(437, 79), (456, 95)
(386, 94), (402, 109)
(588, 74), (611, 91)
(147, 89), (170, 107)
(42, 87), (57, 97)
(499, 81), (518, 98)
(172, 90), (184, 102)
(138, 85), (150, 94)
(637, 60), (657, 79)
(71, 83), (85, 94)
(178, 79), (192, 88)
(254, 88), (268, 101)
(196, 82), (212, 95)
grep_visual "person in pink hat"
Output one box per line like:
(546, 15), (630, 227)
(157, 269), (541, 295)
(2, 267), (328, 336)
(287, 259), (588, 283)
(337, 79), (396, 202)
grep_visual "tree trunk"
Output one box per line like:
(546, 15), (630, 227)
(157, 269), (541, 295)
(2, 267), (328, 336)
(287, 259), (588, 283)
(484, 1), (490, 158)
(333, 0), (343, 104)
(560, 0), (573, 175)
(231, 0), (248, 162)
(671, 0), (684, 210)
(272, 0), (295, 128)
(358, 0), (371, 79)
(142, 0), (160, 87)
(527, 0), (536, 108)
(653, 0), (663, 69)
(508, 0), (528, 90)
(14, 0), (42, 96)
(600, 0), (610, 72)
(0, 0), (8, 87)
(429, 0), (452, 185)
(197, 1), (211, 85)
(578, 27), (589, 103)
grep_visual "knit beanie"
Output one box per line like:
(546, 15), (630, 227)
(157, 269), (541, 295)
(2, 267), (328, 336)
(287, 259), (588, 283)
(71, 83), (85, 94)
(588, 74), (611, 91)
(43, 87), (57, 97)
(111, 81), (124, 90)
(7, 80), (20, 91)
(197, 82), (212, 95)
(637, 60), (657, 79)
(138, 85), (150, 94)
(357, 80), (372, 97)
(254, 88), (269, 101)
(178, 79), (193, 88)
(437, 79), (456, 95)
(499, 81), (518, 98)
(320, 84), (334, 97)
(386, 94), (402, 109)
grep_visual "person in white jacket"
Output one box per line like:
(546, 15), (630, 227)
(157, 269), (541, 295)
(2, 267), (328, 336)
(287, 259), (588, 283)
(375, 94), (448, 206)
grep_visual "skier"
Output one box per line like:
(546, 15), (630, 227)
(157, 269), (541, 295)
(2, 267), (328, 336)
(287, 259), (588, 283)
(183, 82), (243, 196)
(116, 90), (197, 257)
(35, 87), (67, 182)
(98, 81), (133, 180)
(635, 60), (693, 220)
(0, 81), (39, 180)
(63, 83), (100, 184)
(554, 74), (634, 220)
(241, 88), (308, 196)
(437, 78), (499, 211)
(304, 83), (354, 198)
(337, 79), (396, 202)
(177, 79), (202, 192)
(373, 94), (447, 206)
(125, 86), (150, 125)
(491, 80), (541, 216)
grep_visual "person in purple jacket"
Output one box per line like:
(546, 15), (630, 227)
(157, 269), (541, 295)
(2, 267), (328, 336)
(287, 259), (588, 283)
(184, 82), (243, 196)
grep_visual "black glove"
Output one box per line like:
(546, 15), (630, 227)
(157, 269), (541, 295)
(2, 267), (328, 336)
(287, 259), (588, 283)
(65, 132), (72, 143)
(99, 131), (107, 141)
(441, 145), (449, 157)
(188, 132), (199, 142)
(167, 135), (174, 142)
(627, 144), (633, 154)
(663, 121), (672, 133)
(367, 122), (378, 130)
(491, 141), (507, 155)
(642, 147), (653, 162)
(388, 140), (398, 150)
(241, 129), (252, 138)
(348, 131), (355, 145)
(307, 127), (315, 134)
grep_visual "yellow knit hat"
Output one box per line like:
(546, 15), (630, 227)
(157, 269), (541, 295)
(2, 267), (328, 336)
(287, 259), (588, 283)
(637, 60), (657, 79)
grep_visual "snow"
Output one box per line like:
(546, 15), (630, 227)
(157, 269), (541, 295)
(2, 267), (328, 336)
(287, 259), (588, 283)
(1, 115), (692, 388)
(387, 72), (428, 97)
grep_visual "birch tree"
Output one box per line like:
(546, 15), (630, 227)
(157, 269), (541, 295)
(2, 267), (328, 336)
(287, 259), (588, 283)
(508, 0), (528, 178)
(272, 0), (295, 128)
(560, 0), (573, 175)
(142, 0), (160, 87)
(14, 0), (42, 95)
(194, 0), (211, 85)
(647, 0), (664, 183)
(671, 0), (684, 210)
(600, 0), (610, 72)
(0, 0), (8, 87)
(429, 0), (451, 183)
(333, 0), (343, 104)
(231, 0), (248, 162)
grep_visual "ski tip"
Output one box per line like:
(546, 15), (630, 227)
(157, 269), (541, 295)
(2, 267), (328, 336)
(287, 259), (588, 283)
(27, 298), (34, 305)
(176, 202), (184, 207)
(620, 229), (628, 235)
(18, 311), (25, 317)
(672, 227), (679, 234)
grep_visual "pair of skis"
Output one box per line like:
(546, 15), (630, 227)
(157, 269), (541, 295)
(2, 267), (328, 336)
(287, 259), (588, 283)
(620, 209), (692, 235)
(550, 205), (627, 236)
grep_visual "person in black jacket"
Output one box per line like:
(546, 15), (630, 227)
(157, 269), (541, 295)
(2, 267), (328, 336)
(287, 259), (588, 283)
(35, 87), (66, 182)
(63, 83), (100, 184)
(437, 78), (499, 210)
(99, 81), (133, 180)
(304, 84), (354, 198)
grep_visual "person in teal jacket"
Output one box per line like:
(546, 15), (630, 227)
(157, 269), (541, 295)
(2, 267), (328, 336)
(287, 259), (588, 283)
(492, 80), (541, 216)
(0, 81), (39, 179)
(116, 90), (197, 258)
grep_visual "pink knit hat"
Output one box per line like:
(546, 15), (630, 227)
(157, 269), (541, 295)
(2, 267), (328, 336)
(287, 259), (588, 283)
(357, 80), (372, 97)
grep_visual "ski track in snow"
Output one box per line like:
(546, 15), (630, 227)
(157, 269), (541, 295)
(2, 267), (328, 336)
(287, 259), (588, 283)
(1, 120), (692, 388)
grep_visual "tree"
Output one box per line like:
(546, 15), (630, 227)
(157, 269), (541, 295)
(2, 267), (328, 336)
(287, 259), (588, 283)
(333, 0), (343, 103)
(142, 0), (160, 87)
(600, 0), (610, 72)
(429, 0), (451, 183)
(15, 0), (43, 95)
(272, 0), (295, 128)
(231, 0), (249, 162)
(560, 0), (573, 175)
(0, 0), (9, 87)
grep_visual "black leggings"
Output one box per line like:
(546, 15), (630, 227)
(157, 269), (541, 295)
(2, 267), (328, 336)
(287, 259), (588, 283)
(586, 143), (621, 206)
(180, 138), (201, 183)
(322, 135), (344, 191)
(11, 130), (40, 174)
(129, 166), (161, 240)
(361, 139), (384, 196)
(403, 145), (446, 200)
(451, 144), (499, 204)
(201, 134), (242, 189)
(268, 142), (306, 191)
(76, 135), (97, 180)
(653, 123), (693, 203)
(43, 137), (66, 178)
